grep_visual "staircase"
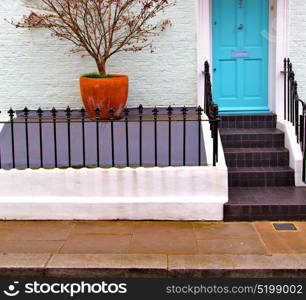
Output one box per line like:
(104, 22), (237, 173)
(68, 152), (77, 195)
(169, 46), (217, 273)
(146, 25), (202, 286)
(220, 114), (305, 221)
(220, 114), (294, 187)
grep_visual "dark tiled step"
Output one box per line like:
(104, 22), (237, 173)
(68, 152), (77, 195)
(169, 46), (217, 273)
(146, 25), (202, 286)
(224, 148), (289, 168)
(224, 187), (306, 221)
(220, 128), (284, 148)
(220, 114), (277, 129)
(228, 167), (295, 187)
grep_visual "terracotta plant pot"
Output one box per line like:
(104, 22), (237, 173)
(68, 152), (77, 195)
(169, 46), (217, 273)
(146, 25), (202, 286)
(80, 75), (129, 119)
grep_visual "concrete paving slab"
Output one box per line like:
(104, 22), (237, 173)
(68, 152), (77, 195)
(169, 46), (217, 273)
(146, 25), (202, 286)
(129, 222), (198, 254)
(60, 234), (132, 254)
(231, 255), (302, 269)
(0, 253), (50, 277)
(197, 239), (267, 255)
(168, 254), (236, 269)
(72, 221), (137, 235)
(254, 222), (306, 254)
(0, 253), (50, 267)
(193, 222), (258, 240)
(168, 254), (306, 278)
(46, 254), (168, 278)
(0, 241), (64, 253)
(168, 255), (236, 278)
(47, 253), (167, 269)
(4, 221), (75, 241)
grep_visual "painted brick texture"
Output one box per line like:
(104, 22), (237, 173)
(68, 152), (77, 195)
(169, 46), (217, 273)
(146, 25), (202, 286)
(1, 1), (305, 111)
(289, 0), (306, 102)
(0, 0), (197, 110)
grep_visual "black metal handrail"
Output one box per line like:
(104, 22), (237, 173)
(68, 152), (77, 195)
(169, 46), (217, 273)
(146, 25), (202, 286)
(204, 61), (219, 166)
(284, 58), (306, 182)
(0, 105), (219, 170)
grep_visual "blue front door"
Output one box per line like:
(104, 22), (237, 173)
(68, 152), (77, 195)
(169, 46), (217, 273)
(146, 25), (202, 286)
(212, 0), (269, 113)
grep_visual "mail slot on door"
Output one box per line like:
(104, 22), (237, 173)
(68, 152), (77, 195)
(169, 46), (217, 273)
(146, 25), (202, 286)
(231, 50), (250, 58)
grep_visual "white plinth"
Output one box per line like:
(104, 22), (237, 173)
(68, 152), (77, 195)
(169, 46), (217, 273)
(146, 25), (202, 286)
(0, 166), (228, 221)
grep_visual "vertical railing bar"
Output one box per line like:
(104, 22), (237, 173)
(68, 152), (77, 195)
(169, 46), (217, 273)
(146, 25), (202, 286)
(124, 108), (130, 167)
(304, 112), (306, 153)
(292, 72), (295, 125)
(214, 120), (218, 167)
(182, 106), (188, 166)
(295, 83), (299, 142)
(299, 102), (302, 144)
(290, 64), (294, 124)
(289, 67), (292, 123)
(212, 104), (219, 166)
(288, 60), (291, 122)
(23, 107), (30, 168)
(204, 61), (210, 115)
(197, 106), (203, 166)
(8, 108), (15, 169)
(153, 107), (158, 167)
(300, 114), (304, 151)
(167, 106), (173, 167)
(95, 108), (100, 167)
(109, 109), (115, 168)
(0, 110), (1, 169)
(0, 143), (1, 168)
(296, 99), (299, 143)
(302, 111), (306, 152)
(284, 58), (287, 120)
(303, 113), (306, 182)
(212, 120), (216, 167)
(81, 108), (86, 167)
(204, 62), (207, 115)
(51, 108), (58, 168)
(303, 151), (305, 183)
(66, 107), (72, 168)
(287, 60), (290, 122)
(139, 105), (143, 167)
(37, 107), (44, 168)
(215, 119), (219, 164)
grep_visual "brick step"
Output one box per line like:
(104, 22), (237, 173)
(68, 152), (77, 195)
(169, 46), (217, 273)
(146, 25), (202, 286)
(228, 167), (295, 187)
(224, 202), (306, 221)
(219, 114), (277, 129)
(220, 128), (284, 148)
(224, 148), (289, 168)
(224, 187), (306, 221)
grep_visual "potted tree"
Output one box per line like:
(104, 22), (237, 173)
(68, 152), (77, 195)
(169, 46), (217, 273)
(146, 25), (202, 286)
(13, 0), (175, 119)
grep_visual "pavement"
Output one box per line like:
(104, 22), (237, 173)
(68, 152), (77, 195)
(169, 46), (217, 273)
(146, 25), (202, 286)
(1, 220), (306, 278)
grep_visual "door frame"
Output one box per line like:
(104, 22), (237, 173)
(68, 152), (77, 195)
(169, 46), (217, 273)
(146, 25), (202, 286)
(197, 0), (289, 115)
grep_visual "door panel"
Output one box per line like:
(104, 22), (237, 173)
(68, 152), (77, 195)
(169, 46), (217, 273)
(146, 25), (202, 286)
(244, 59), (262, 96)
(212, 0), (269, 113)
(220, 60), (237, 97)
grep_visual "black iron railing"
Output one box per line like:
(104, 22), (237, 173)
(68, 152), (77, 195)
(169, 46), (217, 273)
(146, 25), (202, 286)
(284, 58), (306, 182)
(204, 61), (219, 166)
(0, 105), (219, 170)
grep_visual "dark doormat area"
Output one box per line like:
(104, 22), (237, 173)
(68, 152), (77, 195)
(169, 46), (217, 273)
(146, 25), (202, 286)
(224, 187), (306, 221)
(0, 108), (207, 170)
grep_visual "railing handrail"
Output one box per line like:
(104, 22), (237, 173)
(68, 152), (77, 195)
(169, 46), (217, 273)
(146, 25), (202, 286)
(203, 61), (219, 166)
(284, 57), (306, 183)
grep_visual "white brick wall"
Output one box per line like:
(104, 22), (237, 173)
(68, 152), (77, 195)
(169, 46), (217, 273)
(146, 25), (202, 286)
(289, 0), (306, 102)
(1, 1), (305, 111)
(0, 0), (197, 110)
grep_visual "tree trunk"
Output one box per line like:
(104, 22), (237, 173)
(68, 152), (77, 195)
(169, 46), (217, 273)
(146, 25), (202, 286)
(96, 59), (107, 76)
